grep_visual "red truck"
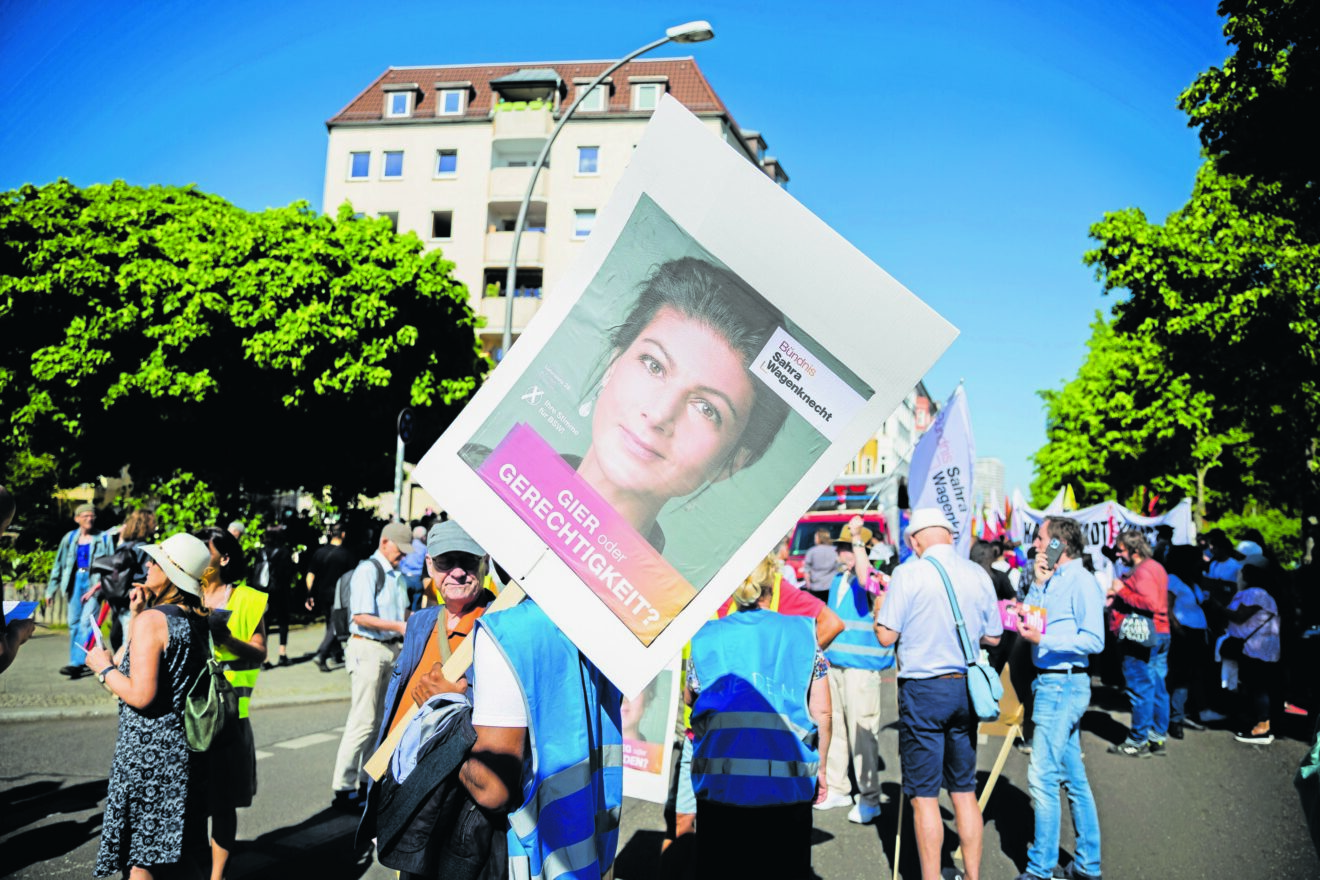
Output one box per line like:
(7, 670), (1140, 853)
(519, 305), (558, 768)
(784, 509), (888, 583)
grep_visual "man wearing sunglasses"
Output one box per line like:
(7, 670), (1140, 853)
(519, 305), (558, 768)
(376, 520), (497, 742)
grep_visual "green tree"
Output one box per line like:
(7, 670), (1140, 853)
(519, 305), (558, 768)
(1032, 316), (1252, 517)
(0, 180), (486, 513)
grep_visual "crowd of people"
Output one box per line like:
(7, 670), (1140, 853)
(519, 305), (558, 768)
(5, 486), (1319, 879)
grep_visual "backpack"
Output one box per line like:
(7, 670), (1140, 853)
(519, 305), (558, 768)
(89, 545), (141, 610)
(332, 558), (386, 644)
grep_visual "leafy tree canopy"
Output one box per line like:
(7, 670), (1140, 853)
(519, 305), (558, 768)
(1, 180), (486, 509)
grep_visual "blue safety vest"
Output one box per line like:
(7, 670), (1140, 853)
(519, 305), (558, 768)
(689, 609), (819, 806)
(478, 601), (623, 880)
(823, 572), (895, 671)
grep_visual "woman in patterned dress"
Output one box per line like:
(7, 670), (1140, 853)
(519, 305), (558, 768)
(84, 532), (213, 879)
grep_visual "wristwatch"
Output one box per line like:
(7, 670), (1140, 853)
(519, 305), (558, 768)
(97, 665), (116, 684)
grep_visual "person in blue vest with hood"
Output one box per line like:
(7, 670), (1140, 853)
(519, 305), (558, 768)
(686, 554), (832, 879)
(414, 534), (624, 880)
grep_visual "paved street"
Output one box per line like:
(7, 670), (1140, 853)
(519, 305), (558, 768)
(3, 626), (1317, 879)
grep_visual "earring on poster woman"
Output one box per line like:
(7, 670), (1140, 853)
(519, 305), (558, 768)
(578, 382), (602, 418)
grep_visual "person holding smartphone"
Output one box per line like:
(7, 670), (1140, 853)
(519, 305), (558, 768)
(1012, 516), (1106, 880)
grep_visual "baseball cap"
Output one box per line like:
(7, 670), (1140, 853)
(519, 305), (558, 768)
(426, 520), (486, 559)
(381, 522), (414, 550)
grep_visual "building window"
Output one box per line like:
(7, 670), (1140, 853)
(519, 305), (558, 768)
(383, 151), (404, 178)
(632, 82), (662, 111)
(431, 211), (453, 239)
(379, 212), (398, 232)
(577, 146), (599, 175)
(438, 89), (465, 116)
(435, 149), (457, 176)
(385, 92), (412, 118)
(577, 85), (605, 112)
(573, 209), (596, 239)
(348, 152), (370, 179)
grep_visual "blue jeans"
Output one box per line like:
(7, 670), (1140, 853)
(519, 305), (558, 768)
(1027, 674), (1101, 879)
(67, 570), (99, 666)
(1122, 631), (1171, 743)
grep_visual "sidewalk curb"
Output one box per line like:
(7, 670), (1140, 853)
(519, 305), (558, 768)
(0, 691), (350, 724)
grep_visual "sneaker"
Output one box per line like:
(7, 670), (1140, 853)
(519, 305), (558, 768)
(1106, 740), (1150, 758)
(278, 655), (291, 667)
(848, 801), (881, 824)
(1014, 738), (1033, 755)
(1234, 725), (1274, 745)
(1167, 722), (1184, 740)
(813, 792), (853, 811)
(1148, 738), (1168, 757)
(1054, 863), (1102, 880)
(59, 665), (83, 677)
(1284, 701), (1309, 717)
(1015, 873), (1050, 880)
(1182, 716), (1207, 731)
(1197, 709), (1229, 723)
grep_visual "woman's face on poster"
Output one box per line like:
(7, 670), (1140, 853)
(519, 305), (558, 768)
(591, 307), (756, 505)
(620, 691), (646, 734)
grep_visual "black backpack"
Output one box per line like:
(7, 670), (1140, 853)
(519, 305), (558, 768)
(332, 558), (385, 643)
(89, 545), (142, 610)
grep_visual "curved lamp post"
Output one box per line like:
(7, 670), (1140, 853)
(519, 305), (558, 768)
(499, 20), (715, 358)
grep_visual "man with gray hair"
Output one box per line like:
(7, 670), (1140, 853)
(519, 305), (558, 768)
(876, 508), (1001, 880)
(46, 502), (113, 678)
(329, 521), (412, 811)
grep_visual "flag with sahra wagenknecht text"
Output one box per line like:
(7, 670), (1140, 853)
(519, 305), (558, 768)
(907, 385), (975, 556)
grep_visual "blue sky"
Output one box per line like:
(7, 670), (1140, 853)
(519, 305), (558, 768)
(0, 0), (1230, 502)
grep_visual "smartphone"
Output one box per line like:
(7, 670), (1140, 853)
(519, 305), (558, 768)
(1044, 537), (1065, 570)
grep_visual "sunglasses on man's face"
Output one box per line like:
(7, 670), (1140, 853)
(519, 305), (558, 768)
(433, 552), (480, 574)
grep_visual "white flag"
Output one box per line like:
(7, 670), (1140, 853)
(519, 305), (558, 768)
(908, 386), (976, 555)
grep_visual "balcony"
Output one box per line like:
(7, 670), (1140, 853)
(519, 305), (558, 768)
(492, 106), (554, 139)
(484, 230), (545, 265)
(479, 294), (542, 333)
(489, 166), (548, 201)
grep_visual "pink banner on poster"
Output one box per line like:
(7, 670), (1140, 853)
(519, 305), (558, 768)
(999, 600), (1047, 634)
(623, 740), (664, 775)
(476, 423), (698, 646)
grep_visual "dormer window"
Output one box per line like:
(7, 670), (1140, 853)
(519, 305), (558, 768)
(382, 83), (418, 118)
(386, 92), (412, 117)
(632, 82), (662, 111)
(438, 88), (466, 116)
(577, 84), (606, 112)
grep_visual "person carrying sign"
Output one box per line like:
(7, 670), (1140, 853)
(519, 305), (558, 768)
(875, 508), (1001, 880)
(816, 514), (893, 825)
(416, 557), (624, 880)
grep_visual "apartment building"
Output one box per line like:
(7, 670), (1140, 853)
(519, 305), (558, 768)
(322, 57), (788, 358)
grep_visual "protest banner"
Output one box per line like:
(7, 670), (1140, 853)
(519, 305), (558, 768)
(907, 385), (975, 555)
(1010, 491), (1196, 550)
(414, 97), (957, 696)
(621, 656), (682, 804)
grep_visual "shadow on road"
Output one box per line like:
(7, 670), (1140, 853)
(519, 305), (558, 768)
(229, 808), (375, 880)
(0, 776), (106, 873)
(1081, 708), (1130, 744)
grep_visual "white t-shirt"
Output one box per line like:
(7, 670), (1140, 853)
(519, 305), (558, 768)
(470, 628), (528, 727)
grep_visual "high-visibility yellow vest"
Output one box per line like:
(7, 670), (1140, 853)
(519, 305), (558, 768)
(214, 585), (268, 719)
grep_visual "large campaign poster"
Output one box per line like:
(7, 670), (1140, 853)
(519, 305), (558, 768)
(415, 98), (958, 696)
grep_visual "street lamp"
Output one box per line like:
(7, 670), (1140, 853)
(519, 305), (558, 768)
(499, 21), (715, 358)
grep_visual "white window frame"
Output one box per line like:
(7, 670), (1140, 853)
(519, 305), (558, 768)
(434, 149), (458, 178)
(378, 211), (399, 232)
(430, 210), (454, 241)
(347, 151), (370, 180)
(573, 209), (596, 239)
(437, 89), (466, 116)
(577, 84), (605, 112)
(381, 150), (404, 179)
(576, 146), (599, 176)
(631, 82), (663, 111)
(385, 91), (413, 118)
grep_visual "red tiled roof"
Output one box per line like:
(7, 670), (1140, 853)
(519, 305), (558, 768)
(327, 57), (733, 126)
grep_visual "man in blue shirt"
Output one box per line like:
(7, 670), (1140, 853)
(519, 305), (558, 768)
(1013, 516), (1105, 880)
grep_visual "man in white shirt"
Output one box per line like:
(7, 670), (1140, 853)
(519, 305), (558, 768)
(876, 508), (1002, 880)
(329, 521), (411, 811)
